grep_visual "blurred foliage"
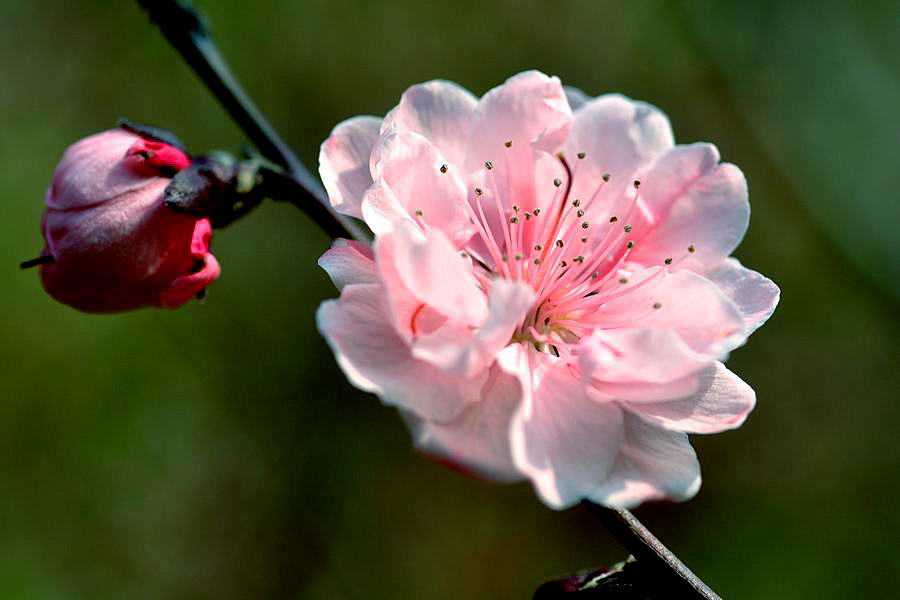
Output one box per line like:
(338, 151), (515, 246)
(1, 1), (898, 598)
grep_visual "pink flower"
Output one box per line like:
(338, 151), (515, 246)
(37, 128), (220, 313)
(317, 71), (779, 509)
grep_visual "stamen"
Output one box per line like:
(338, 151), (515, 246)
(439, 164), (448, 173)
(664, 257), (673, 265)
(688, 245), (696, 253)
(577, 152), (586, 159)
(602, 173), (610, 182)
(581, 222), (589, 229)
(553, 178), (562, 188)
(474, 187), (482, 196)
(609, 216), (618, 223)
(623, 224), (632, 233)
(484, 160), (493, 170)
(504, 140), (513, 148)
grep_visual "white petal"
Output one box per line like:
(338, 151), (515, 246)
(624, 362), (755, 433)
(505, 347), (626, 510)
(318, 116), (382, 218)
(587, 412), (701, 508)
(412, 278), (535, 376)
(376, 224), (488, 326)
(586, 268), (746, 356)
(563, 94), (674, 222)
(382, 79), (477, 167)
(404, 365), (523, 481)
(368, 128), (474, 244)
(705, 258), (780, 336)
(579, 328), (712, 385)
(629, 143), (750, 271)
(316, 283), (486, 421)
(317, 239), (377, 290)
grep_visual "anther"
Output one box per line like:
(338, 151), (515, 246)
(502, 254), (508, 261)
(602, 173), (610, 182)
(653, 302), (662, 309)
(440, 164), (448, 173)
(505, 140), (513, 148)
(633, 180), (641, 188)
(553, 178), (562, 187)
(626, 240), (634, 249)
(664, 257), (673, 265)
(577, 152), (586, 160)
(580, 237), (588, 243)
(524, 212), (532, 220)
(414, 209), (423, 216)
(460, 251), (469, 258)
(534, 258), (542, 265)
(510, 216), (519, 224)
(474, 187), (483, 196)
(485, 160), (493, 170)
(591, 271), (599, 279)
(556, 239), (565, 248)
(544, 317), (551, 325)
(619, 277), (629, 284)
(623, 224), (633, 233)
(572, 199), (581, 207)
(534, 244), (543, 251)
(560, 260), (568, 267)
(513, 205), (520, 212)
(573, 255), (585, 263)
(515, 253), (523, 261)
(532, 208), (541, 216)
(609, 216), (618, 223)
(581, 222), (589, 229)
(688, 245), (696, 253)
(577, 209), (585, 217)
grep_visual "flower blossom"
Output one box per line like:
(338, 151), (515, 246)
(36, 128), (220, 313)
(316, 71), (779, 509)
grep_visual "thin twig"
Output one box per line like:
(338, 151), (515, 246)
(582, 502), (721, 599)
(136, 0), (366, 242)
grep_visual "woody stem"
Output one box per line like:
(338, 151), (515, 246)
(136, 0), (366, 242)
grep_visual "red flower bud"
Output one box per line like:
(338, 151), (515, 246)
(36, 129), (220, 312)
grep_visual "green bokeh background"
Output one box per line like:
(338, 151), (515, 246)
(2, 1), (898, 598)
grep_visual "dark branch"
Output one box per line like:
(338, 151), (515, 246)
(20, 255), (54, 269)
(582, 502), (721, 599)
(136, 0), (366, 241)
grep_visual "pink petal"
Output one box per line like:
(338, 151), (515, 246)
(563, 94), (674, 222)
(411, 278), (535, 376)
(504, 346), (626, 509)
(376, 224), (488, 327)
(382, 79), (477, 167)
(46, 130), (153, 210)
(587, 267), (746, 356)
(316, 283), (487, 421)
(579, 328), (713, 385)
(587, 412), (701, 508)
(318, 238), (377, 290)
(463, 71), (573, 213)
(318, 116), (382, 219)
(705, 258), (780, 336)
(367, 128), (474, 244)
(563, 85), (591, 111)
(158, 252), (221, 309)
(623, 362), (755, 433)
(628, 144), (750, 271)
(404, 365), (523, 481)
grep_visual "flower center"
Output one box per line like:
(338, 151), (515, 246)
(453, 143), (697, 356)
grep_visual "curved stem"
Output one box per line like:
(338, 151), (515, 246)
(136, 0), (367, 242)
(582, 502), (721, 599)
